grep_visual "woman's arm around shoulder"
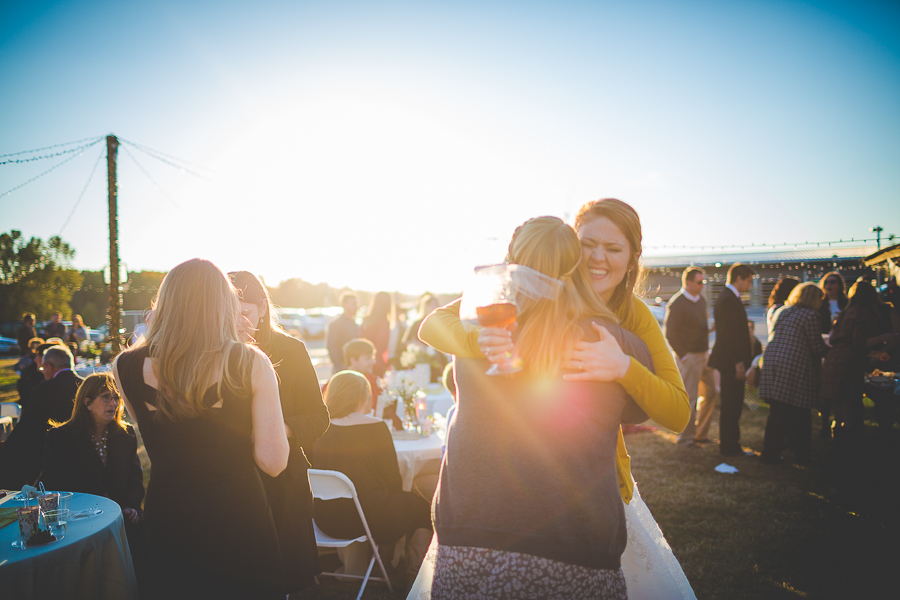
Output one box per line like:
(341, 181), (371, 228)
(249, 346), (290, 477)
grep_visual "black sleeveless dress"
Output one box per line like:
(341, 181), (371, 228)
(116, 347), (284, 600)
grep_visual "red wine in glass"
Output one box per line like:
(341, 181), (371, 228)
(476, 303), (518, 328)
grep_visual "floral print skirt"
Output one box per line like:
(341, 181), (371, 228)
(430, 544), (628, 600)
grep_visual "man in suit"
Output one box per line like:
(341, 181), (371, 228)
(665, 267), (709, 445)
(0, 345), (83, 488)
(708, 263), (756, 456)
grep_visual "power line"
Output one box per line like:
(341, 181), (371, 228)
(58, 148), (106, 236)
(121, 144), (183, 211)
(118, 138), (212, 180)
(0, 136), (104, 159)
(1, 140), (102, 198)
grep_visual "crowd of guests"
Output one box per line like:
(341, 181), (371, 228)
(663, 262), (900, 467)
(1, 198), (898, 599)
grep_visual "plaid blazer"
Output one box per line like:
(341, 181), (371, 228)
(759, 306), (829, 409)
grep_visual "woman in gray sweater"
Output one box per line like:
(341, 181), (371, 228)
(430, 217), (652, 600)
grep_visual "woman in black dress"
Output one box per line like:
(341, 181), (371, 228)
(313, 370), (432, 582)
(824, 279), (900, 453)
(113, 259), (289, 600)
(229, 270), (330, 593)
(43, 373), (146, 571)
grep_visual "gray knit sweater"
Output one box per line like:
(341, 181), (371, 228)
(433, 318), (653, 570)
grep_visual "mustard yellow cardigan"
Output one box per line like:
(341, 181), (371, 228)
(419, 297), (690, 503)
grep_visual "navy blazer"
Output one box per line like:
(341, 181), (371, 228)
(708, 287), (752, 372)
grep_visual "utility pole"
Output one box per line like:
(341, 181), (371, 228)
(107, 135), (123, 355)
(872, 226), (884, 250)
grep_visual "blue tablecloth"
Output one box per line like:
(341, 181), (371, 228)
(0, 493), (138, 599)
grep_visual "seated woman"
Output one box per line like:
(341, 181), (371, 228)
(42, 372), (145, 561)
(312, 370), (432, 583)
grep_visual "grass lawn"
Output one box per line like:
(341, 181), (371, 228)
(3, 358), (897, 599)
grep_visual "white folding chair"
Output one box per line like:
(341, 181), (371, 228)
(0, 402), (21, 423)
(308, 469), (394, 599)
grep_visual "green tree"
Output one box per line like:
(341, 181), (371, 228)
(0, 230), (83, 322)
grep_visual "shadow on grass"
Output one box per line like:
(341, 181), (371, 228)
(631, 397), (899, 600)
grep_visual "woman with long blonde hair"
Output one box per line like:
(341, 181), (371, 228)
(427, 216), (653, 599)
(113, 258), (288, 600)
(417, 200), (695, 599)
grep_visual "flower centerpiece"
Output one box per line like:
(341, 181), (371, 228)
(378, 370), (426, 433)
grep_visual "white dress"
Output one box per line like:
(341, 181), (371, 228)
(406, 480), (696, 600)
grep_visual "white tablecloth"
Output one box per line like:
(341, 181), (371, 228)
(393, 430), (445, 492)
(0, 493), (138, 599)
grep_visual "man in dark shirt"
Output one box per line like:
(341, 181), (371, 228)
(326, 293), (359, 373)
(16, 313), (36, 356)
(42, 311), (67, 339)
(0, 345), (83, 488)
(664, 267), (709, 445)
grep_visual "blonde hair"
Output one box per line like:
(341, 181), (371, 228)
(574, 199), (645, 327)
(136, 258), (255, 421)
(324, 371), (371, 419)
(786, 282), (824, 311)
(505, 216), (618, 376)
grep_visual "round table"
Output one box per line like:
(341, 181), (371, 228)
(0, 493), (138, 599)
(393, 429), (445, 492)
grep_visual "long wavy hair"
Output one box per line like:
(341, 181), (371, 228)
(768, 276), (800, 309)
(229, 270), (285, 350)
(136, 259), (255, 421)
(505, 216), (618, 377)
(574, 198), (645, 328)
(364, 291), (395, 329)
(51, 372), (128, 432)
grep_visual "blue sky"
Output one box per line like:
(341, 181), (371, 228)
(1, 0), (898, 293)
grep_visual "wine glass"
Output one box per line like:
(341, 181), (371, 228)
(461, 264), (522, 375)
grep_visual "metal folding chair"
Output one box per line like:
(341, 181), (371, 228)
(0, 402), (21, 424)
(308, 469), (394, 599)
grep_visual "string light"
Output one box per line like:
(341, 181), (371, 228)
(0, 136), (104, 159)
(121, 145), (183, 211)
(119, 138), (213, 180)
(0, 139), (104, 197)
(58, 148), (106, 235)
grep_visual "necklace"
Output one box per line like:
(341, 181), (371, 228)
(92, 429), (108, 466)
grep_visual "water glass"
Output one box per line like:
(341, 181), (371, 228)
(44, 509), (68, 537)
(57, 492), (73, 513)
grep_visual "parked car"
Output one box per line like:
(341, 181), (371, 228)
(277, 307), (343, 340)
(642, 299), (666, 325)
(0, 337), (18, 354)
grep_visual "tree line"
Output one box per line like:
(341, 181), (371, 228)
(1, 230), (415, 331)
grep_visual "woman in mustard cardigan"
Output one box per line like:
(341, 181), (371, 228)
(416, 199), (694, 599)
